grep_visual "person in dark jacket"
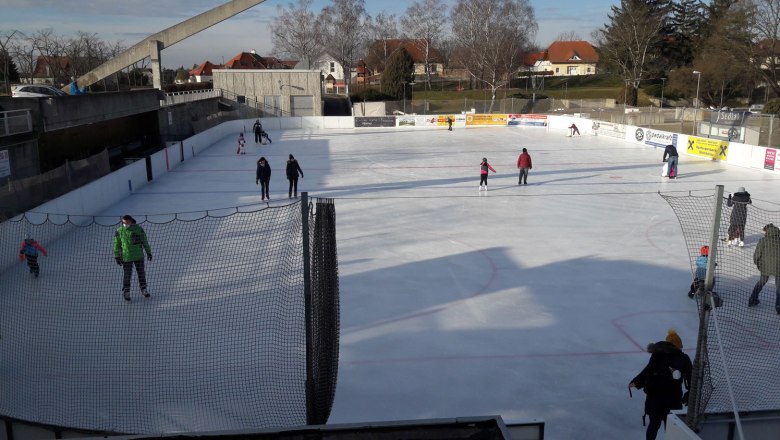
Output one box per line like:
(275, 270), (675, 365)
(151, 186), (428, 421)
(629, 329), (692, 440)
(748, 223), (780, 313)
(662, 144), (679, 179)
(18, 234), (48, 277)
(113, 215), (152, 301)
(516, 148), (532, 185)
(256, 156), (272, 200)
(252, 119), (263, 144)
(286, 154), (304, 198)
(726, 187), (752, 246)
(447, 116), (453, 131)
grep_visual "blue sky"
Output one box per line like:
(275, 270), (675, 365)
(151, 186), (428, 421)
(2, 0), (614, 69)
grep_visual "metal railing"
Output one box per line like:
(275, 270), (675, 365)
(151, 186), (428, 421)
(161, 89), (221, 106)
(0, 109), (33, 137)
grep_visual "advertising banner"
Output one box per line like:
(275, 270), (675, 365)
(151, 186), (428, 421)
(686, 136), (729, 160)
(765, 148), (777, 171)
(507, 114), (548, 127)
(644, 129), (678, 148)
(592, 121), (625, 139)
(397, 115), (416, 126)
(0, 149), (10, 178)
(710, 110), (749, 126)
(417, 116), (439, 126)
(465, 114), (509, 126)
(355, 116), (396, 128)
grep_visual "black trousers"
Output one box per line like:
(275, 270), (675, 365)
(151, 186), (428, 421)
(645, 413), (666, 440)
(750, 274), (780, 307)
(519, 167), (529, 184)
(260, 179), (270, 198)
(480, 175), (488, 186)
(288, 177), (299, 197)
(25, 255), (40, 275)
(122, 260), (147, 292)
(254, 131), (261, 143)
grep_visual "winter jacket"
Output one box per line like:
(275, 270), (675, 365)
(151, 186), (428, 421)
(727, 191), (752, 226)
(286, 160), (304, 179)
(480, 162), (496, 175)
(253, 121), (263, 134)
(19, 239), (47, 259)
(113, 224), (151, 262)
(256, 162), (271, 181)
(695, 255), (708, 280)
(517, 152), (532, 169)
(662, 145), (678, 161)
(631, 341), (692, 417)
(754, 224), (780, 276)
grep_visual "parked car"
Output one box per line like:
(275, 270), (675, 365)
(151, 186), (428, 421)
(11, 84), (68, 98)
(749, 104), (765, 113)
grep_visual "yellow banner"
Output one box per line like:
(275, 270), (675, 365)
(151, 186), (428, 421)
(686, 136), (729, 160)
(436, 115), (455, 126)
(465, 114), (509, 126)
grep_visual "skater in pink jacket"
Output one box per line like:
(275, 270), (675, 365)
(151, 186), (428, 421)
(479, 157), (496, 191)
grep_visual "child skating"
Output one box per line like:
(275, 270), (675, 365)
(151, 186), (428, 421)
(19, 234), (48, 277)
(237, 133), (246, 154)
(479, 157), (496, 192)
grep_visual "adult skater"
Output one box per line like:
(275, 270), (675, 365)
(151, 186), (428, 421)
(748, 223), (780, 313)
(286, 154), (304, 199)
(568, 123), (580, 136)
(478, 157), (496, 192)
(18, 234), (48, 277)
(517, 148), (533, 185)
(256, 156), (271, 200)
(629, 329), (692, 440)
(252, 119), (263, 144)
(447, 116), (453, 131)
(662, 144), (679, 178)
(237, 133), (246, 155)
(726, 187), (751, 246)
(114, 215), (152, 301)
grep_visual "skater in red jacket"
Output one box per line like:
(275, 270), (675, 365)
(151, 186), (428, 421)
(19, 234), (48, 277)
(479, 157), (496, 192)
(517, 148), (533, 185)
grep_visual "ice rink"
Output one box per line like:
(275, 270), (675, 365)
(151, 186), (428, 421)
(40, 124), (780, 438)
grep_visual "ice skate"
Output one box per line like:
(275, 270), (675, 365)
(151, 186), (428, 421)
(123, 290), (131, 301)
(141, 289), (150, 298)
(738, 240), (744, 247)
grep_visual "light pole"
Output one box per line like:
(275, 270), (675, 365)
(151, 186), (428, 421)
(660, 78), (666, 113)
(623, 79), (629, 123)
(693, 70), (701, 136)
(408, 81), (416, 114)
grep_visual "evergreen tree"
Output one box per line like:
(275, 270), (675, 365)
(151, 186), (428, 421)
(0, 49), (20, 92)
(664, 0), (706, 67)
(381, 47), (414, 100)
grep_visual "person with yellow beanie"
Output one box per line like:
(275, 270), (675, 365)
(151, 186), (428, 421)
(629, 329), (692, 440)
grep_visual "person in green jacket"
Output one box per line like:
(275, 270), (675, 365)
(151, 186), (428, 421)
(113, 215), (152, 301)
(748, 223), (780, 314)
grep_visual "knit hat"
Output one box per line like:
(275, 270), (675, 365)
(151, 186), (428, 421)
(121, 215), (136, 224)
(700, 245), (709, 256)
(737, 186), (745, 193)
(666, 328), (683, 350)
(482, 157), (487, 162)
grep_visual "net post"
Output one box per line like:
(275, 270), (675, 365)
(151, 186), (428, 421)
(301, 192), (316, 424)
(686, 184), (725, 431)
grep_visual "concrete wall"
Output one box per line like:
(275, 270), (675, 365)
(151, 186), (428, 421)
(38, 90), (162, 132)
(213, 70), (323, 117)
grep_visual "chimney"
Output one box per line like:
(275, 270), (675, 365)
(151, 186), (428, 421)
(250, 49), (256, 54)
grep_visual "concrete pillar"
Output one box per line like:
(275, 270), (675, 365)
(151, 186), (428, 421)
(150, 40), (163, 90)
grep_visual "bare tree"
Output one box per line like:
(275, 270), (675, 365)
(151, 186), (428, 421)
(319, 0), (368, 94)
(751, 0), (780, 96)
(31, 28), (71, 85)
(594, 0), (668, 106)
(555, 31), (582, 41)
(451, 0), (537, 111)
(400, 0), (448, 90)
(364, 11), (399, 75)
(0, 30), (19, 94)
(270, 0), (321, 65)
(10, 32), (41, 84)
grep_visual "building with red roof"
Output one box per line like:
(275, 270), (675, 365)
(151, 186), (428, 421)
(522, 41), (598, 77)
(365, 39), (444, 77)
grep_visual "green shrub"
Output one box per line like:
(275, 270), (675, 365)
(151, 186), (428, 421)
(764, 98), (780, 115)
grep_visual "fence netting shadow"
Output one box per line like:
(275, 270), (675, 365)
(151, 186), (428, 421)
(0, 198), (339, 434)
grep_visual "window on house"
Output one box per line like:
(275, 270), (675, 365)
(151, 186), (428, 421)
(568, 66), (577, 75)
(587, 67), (592, 73)
(555, 67), (560, 73)
(329, 62), (335, 73)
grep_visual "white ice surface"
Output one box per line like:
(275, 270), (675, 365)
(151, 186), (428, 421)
(21, 125), (780, 438)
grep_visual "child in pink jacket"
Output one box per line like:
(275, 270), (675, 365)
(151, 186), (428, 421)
(479, 157), (496, 191)
(19, 234), (48, 277)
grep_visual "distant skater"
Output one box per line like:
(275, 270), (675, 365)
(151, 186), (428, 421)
(447, 116), (453, 131)
(726, 187), (751, 246)
(286, 154), (304, 199)
(19, 234), (48, 277)
(568, 123), (580, 136)
(517, 148), (533, 185)
(478, 157), (496, 192)
(662, 144), (679, 179)
(252, 119), (263, 144)
(256, 156), (271, 200)
(237, 133), (246, 155)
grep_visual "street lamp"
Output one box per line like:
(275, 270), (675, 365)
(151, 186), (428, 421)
(693, 70), (701, 136)
(408, 81), (416, 114)
(660, 78), (666, 113)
